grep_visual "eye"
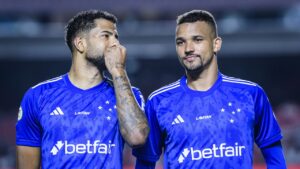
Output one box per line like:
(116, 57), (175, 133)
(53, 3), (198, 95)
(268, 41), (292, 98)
(194, 37), (203, 42)
(176, 40), (184, 46)
(102, 34), (110, 39)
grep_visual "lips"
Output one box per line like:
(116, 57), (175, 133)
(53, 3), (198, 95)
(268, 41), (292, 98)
(184, 55), (198, 62)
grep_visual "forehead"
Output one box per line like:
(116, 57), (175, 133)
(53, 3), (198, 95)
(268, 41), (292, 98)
(176, 21), (212, 37)
(90, 18), (117, 33)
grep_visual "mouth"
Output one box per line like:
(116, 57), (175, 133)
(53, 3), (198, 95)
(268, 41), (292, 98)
(183, 54), (199, 62)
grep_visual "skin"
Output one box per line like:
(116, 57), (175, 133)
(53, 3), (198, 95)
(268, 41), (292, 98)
(17, 18), (149, 169)
(175, 21), (222, 91)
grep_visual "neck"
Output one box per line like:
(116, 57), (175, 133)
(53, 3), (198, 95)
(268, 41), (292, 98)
(68, 54), (104, 90)
(186, 57), (218, 91)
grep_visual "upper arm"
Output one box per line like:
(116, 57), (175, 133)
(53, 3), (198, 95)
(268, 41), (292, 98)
(254, 87), (282, 148)
(16, 146), (41, 169)
(260, 141), (287, 169)
(16, 89), (42, 146)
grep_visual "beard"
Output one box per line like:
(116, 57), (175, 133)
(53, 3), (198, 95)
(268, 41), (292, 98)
(86, 55), (107, 72)
(180, 54), (214, 79)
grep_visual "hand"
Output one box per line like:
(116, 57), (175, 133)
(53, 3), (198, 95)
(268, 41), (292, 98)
(104, 42), (127, 77)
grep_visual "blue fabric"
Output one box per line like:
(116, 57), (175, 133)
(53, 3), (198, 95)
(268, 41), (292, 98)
(133, 72), (283, 169)
(135, 159), (156, 169)
(261, 141), (287, 169)
(16, 73), (144, 169)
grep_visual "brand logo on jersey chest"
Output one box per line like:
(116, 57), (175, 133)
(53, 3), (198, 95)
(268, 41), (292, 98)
(50, 140), (115, 155)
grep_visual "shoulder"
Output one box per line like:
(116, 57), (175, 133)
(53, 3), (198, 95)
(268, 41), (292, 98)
(27, 75), (65, 96)
(221, 74), (259, 89)
(148, 78), (182, 101)
(131, 86), (142, 93)
(221, 74), (257, 87)
(32, 75), (64, 89)
(20, 75), (65, 107)
(220, 73), (266, 96)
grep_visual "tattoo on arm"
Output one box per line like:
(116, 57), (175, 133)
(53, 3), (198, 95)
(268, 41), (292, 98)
(113, 74), (149, 147)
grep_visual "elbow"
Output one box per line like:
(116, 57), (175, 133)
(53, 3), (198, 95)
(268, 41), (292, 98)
(126, 126), (150, 148)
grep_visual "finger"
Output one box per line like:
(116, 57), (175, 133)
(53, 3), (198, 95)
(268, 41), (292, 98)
(109, 39), (120, 48)
(120, 45), (126, 56)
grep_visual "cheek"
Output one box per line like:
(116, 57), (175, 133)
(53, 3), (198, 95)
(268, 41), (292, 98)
(176, 46), (185, 57)
(95, 42), (106, 52)
(196, 44), (211, 54)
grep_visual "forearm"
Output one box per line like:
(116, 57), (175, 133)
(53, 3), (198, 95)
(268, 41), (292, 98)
(261, 141), (287, 169)
(16, 146), (40, 169)
(112, 71), (149, 147)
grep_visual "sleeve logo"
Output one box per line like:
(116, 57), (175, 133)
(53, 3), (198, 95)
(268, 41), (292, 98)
(18, 107), (23, 121)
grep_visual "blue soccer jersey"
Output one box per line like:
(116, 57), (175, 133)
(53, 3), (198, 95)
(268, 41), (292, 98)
(16, 74), (144, 169)
(133, 72), (282, 169)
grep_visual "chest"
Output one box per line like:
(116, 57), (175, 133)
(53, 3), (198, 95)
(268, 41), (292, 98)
(157, 94), (255, 140)
(38, 90), (119, 136)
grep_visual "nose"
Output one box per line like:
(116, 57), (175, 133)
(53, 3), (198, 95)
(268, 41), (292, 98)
(184, 41), (194, 55)
(108, 35), (119, 47)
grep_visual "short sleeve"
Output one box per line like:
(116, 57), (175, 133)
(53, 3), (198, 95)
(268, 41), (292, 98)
(16, 88), (42, 147)
(133, 99), (163, 162)
(254, 86), (282, 148)
(132, 87), (145, 111)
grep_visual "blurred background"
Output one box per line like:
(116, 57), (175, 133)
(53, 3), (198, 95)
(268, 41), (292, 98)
(0, 0), (300, 168)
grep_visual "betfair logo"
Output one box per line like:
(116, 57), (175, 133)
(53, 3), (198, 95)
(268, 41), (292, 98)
(50, 140), (115, 155)
(178, 143), (246, 163)
(51, 141), (64, 155)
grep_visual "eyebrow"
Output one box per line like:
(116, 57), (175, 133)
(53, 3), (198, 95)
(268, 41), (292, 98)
(101, 30), (113, 35)
(101, 30), (119, 39)
(176, 35), (204, 41)
(175, 37), (184, 41)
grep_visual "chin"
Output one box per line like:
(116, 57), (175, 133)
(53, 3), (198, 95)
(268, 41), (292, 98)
(185, 63), (203, 71)
(185, 65), (204, 75)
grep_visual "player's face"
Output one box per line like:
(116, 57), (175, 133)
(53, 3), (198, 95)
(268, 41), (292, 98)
(85, 19), (119, 69)
(175, 21), (221, 74)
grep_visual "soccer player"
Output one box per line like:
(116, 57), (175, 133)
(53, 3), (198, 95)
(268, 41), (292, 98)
(16, 10), (149, 169)
(133, 10), (286, 169)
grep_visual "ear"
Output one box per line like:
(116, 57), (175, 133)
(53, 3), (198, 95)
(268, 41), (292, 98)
(73, 36), (86, 53)
(213, 37), (222, 54)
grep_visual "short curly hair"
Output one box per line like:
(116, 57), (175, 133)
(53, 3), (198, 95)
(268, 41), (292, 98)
(65, 10), (117, 52)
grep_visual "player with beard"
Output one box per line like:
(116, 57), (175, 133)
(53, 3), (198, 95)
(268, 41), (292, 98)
(133, 10), (286, 169)
(16, 10), (149, 169)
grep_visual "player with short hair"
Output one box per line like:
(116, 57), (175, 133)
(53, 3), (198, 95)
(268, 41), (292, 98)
(133, 10), (286, 169)
(16, 10), (149, 169)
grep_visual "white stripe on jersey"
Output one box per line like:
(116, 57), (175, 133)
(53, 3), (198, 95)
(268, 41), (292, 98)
(148, 81), (180, 100)
(222, 75), (256, 85)
(222, 75), (257, 86)
(222, 79), (257, 86)
(132, 87), (145, 111)
(151, 80), (180, 95)
(148, 80), (180, 97)
(32, 76), (63, 89)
